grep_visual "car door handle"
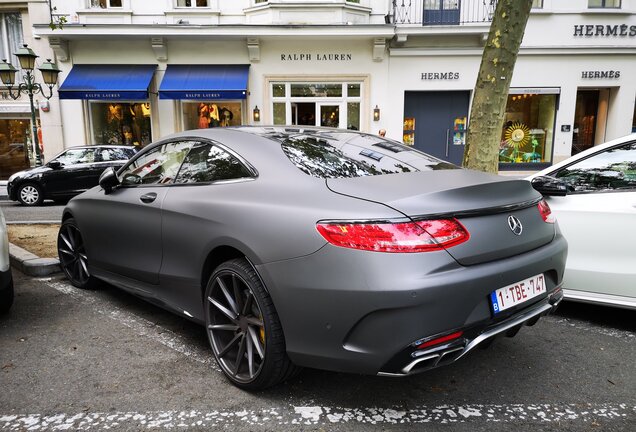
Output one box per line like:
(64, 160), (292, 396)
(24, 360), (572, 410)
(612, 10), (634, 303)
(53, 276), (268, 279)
(139, 192), (157, 204)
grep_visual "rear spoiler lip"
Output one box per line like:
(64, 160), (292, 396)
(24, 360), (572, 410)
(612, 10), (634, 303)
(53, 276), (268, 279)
(410, 197), (543, 221)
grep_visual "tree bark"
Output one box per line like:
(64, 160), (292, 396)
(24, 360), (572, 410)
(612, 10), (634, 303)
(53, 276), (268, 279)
(462, 0), (534, 173)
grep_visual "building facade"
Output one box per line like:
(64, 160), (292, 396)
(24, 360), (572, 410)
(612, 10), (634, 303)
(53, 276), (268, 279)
(15, 0), (636, 177)
(0, 0), (62, 179)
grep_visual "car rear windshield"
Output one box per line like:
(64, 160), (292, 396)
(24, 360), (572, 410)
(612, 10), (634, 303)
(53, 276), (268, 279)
(280, 133), (457, 179)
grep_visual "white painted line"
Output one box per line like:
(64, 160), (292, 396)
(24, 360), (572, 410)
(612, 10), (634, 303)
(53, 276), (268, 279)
(545, 315), (635, 342)
(1, 404), (634, 429)
(42, 279), (220, 371)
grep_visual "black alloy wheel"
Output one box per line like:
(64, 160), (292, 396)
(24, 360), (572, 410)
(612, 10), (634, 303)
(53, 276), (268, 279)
(17, 183), (43, 206)
(205, 258), (298, 390)
(57, 218), (97, 289)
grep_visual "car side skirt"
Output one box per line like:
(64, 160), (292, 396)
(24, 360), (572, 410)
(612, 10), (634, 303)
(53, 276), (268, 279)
(563, 289), (636, 311)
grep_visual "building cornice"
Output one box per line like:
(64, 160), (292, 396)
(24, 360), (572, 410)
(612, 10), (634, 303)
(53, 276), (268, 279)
(32, 23), (395, 39)
(390, 46), (636, 57)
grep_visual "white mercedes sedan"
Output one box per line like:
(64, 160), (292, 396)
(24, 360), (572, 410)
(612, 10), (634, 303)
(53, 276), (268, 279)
(529, 133), (636, 310)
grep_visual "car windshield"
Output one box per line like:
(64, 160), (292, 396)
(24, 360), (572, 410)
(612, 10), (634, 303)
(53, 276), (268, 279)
(280, 133), (457, 179)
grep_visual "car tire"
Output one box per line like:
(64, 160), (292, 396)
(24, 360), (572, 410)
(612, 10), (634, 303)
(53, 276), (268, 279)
(204, 258), (299, 390)
(57, 218), (99, 290)
(16, 183), (44, 206)
(0, 275), (14, 315)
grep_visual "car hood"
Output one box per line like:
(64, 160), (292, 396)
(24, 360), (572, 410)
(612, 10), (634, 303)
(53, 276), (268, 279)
(9, 166), (52, 181)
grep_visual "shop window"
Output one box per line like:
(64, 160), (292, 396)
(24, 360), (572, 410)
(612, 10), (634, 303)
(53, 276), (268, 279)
(89, 0), (123, 8)
(588, 0), (621, 8)
(0, 13), (24, 69)
(120, 141), (193, 185)
(532, 0), (543, 8)
(499, 93), (557, 165)
(0, 119), (30, 179)
(90, 102), (152, 147)
(347, 103), (360, 131)
(291, 84), (342, 98)
(183, 102), (242, 130)
(175, 143), (253, 184)
(271, 81), (363, 130)
(273, 103), (286, 125)
(347, 84), (361, 97)
(176, 0), (209, 7)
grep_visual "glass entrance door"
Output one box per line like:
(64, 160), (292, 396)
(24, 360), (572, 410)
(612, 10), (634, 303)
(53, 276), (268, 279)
(292, 102), (315, 126)
(319, 104), (340, 128)
(573, 90), (600, 155)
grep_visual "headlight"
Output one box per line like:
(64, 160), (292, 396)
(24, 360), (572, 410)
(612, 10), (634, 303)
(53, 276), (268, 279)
(7, 171), (24, 182)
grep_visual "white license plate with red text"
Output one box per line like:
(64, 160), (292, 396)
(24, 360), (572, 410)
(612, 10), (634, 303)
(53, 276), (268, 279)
(490, 274), (546, 314)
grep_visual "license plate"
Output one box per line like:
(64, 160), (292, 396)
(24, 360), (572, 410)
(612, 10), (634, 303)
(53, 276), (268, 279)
(490, 274), (546, 315)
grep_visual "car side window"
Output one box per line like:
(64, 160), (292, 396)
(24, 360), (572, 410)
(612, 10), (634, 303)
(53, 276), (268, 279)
(98, 148), (133, 162)
(55, 149), (96, 165)
(175, 143), (253, 184)
(119, 141), (193, 186)
(554, 142), (636, 193)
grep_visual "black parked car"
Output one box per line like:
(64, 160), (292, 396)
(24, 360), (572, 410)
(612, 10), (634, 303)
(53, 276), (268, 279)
(7, 146), (137, 206)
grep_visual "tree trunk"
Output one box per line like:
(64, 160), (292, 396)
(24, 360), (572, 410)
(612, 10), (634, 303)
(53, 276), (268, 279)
(462, 0), (534, 173)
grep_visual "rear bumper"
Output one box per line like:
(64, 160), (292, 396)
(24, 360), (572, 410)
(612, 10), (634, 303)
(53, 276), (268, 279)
(256, 233), (567, 375)
(378, 287), (563, 376)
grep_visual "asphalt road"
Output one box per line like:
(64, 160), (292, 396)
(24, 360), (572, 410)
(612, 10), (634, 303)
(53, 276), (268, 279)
(1, 271), (634, 431)
(0, 200), (64, 223)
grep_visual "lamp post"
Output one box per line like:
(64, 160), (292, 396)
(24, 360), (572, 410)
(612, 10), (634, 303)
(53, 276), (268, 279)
(0, 44), (60, 166)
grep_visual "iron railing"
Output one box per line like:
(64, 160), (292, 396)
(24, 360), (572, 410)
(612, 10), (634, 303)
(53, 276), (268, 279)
(390, 0), (497, 26)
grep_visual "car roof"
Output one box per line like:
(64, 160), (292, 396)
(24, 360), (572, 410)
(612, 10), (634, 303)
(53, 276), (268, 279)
(65, 145), (136, 149)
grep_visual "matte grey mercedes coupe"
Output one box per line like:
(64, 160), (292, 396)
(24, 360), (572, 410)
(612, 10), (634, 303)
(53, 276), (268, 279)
(58, 127), (567, 389)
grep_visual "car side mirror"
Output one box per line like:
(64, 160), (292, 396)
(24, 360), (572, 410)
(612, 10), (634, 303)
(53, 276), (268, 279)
(531, 175), (569, 197)
(47, 160), (62, 170)
(99, 167), (120, 194)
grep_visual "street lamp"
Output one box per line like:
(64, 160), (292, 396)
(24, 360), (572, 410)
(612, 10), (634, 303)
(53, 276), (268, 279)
(0, 44), (60, 166)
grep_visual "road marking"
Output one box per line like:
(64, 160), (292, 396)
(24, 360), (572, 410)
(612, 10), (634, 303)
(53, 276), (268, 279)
(1, 404), (634, 429)
(42, 279), (220, 371)
(545, 315), (635, 342)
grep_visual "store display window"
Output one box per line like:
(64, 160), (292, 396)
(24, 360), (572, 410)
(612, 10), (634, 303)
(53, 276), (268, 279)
(499, 93), (557, 166)
(90, 102), (152, 148)
(0, 118), (30, 179)
(183, 102), (242, 130)
(270, 81), (363, 130)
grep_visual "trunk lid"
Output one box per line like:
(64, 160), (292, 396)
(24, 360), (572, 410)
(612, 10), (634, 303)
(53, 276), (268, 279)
(326, 170), (555, 266)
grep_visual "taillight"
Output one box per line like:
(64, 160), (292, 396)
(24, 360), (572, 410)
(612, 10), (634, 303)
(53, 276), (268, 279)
(316, 218), (469, 253)
(538, 199), (555, 224)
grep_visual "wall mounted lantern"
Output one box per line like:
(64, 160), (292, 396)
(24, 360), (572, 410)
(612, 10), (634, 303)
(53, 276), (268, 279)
(373, 105), (380, 122)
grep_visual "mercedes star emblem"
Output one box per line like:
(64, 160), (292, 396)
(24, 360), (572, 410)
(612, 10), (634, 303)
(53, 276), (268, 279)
(507, 215), (523, 236)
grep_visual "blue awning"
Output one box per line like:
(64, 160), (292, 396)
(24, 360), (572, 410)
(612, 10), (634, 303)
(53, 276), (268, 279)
(159, 65), (249, 100)
(58, 65), (157, 100)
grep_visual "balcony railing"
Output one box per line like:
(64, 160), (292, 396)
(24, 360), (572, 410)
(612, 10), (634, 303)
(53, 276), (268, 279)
(390, 0), (496, 26)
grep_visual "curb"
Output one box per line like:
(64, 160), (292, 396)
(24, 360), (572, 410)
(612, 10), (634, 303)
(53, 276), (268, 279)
(9, 242), (61, 277)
